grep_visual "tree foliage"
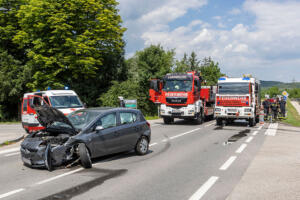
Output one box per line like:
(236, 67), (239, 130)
(100, 45), (175, 115)
(14, 0), (126, 90)
(0, 0), (126, 121)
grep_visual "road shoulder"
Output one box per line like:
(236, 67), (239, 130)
(227, 123), (300, 200)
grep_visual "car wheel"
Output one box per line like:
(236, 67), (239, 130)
(135, 136), (149, 155)
(78, 143), (92, 168)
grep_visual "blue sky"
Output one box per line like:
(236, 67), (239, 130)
(118, 0), (300, 82)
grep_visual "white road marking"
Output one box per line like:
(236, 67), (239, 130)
(0, 188), (25, 199)
(219, 156), (237, 170)
(258, 126), (263, 130)
(235, 144), (247, 154)
(35, 168), (84, 185)
(204, 123), (215, 127)
(265, 123), (278, 136)
(149, 142), (158, 147)
(152, 124), (161, 127)
(4, 152), (20, 157)
(188, 176), (219, 200)
(245, 136), (254, 143)
(169, 128), (201, 140)
(252, 131), (258, 136)
(0, 147), (19, 155)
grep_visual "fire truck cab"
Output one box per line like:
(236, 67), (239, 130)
(21, 90), (84, 133)
(149, 72), (216, 124)
(214, 75), (260, 126)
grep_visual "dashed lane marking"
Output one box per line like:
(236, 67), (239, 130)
(265, 123), (278, 136)
(4, 152), (20, 157)
(188, 176), (219, 200)
(35, 168), (84, 185)
(258, 126), (263, 130)
(219, 156), (237, 171)
(245, 136), (254, 143)
(235, 143), (247, 154)
(252, 131), (258, 136)
(149, 142), (158, 147)
(204, 122), (215, 127)
(0, 188), (25, 199)
(0, 147), (19, 155)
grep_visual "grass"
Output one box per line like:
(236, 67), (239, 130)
(282, 100), (300, 127)
(0, 121), (20, 124)
(145, 116), (160, 120)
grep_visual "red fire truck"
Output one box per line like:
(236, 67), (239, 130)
(214, 75), (261, 126)
(149, 71), (216, 124)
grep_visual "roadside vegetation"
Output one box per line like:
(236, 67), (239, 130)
(282, 100), (300, 127)
(0, 0), (223, 121)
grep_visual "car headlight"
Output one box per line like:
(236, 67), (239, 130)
(215, 108), (221, 112)
(244, 108), (252, 112)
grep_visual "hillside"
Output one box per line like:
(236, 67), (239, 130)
(261, 81), (300, 89)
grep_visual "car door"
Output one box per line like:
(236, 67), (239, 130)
(117, 111), (140, 151)
(90, 112), (121, 157)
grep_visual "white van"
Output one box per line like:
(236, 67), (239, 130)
(21, 90), (84, 133)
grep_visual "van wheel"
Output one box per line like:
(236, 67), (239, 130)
(78, 143), (92, 168)
(135, 136), (149, 155)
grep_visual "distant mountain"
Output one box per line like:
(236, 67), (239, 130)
(261, 80), (300, 89)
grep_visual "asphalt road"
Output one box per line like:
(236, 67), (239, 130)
(0, 119), (268, 200)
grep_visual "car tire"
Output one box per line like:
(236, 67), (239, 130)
(78, 143), (92, 168)
(163, 117), (174, 124)
(135, 136), (149, 155)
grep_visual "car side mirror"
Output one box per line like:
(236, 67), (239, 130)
(95, 125), (104, 132)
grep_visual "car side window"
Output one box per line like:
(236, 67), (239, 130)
(96, 113), (116, 129)
(23, 99), (28, 112)
(120, 112), (137, 125)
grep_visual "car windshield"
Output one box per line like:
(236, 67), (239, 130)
(163, 80), (192, 92)
(218, 82), (250, 95)
(49, 96), (83, 108)
(66, 110), (100, 130)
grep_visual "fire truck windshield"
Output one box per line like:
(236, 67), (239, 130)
(163, 80), (192, 92)
(218, 82), (250, 95)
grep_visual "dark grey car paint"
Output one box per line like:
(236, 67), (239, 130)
(20, 107), (151, 169)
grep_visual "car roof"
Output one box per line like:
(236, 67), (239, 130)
(79, 107), (140, 113)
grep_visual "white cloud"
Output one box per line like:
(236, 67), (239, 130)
(118, 0), (300, 81)
(229, 8), (241, 15)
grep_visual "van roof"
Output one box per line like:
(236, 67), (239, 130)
(23, 90), (78, 97)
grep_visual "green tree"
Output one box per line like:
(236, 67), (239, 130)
(199, 57), (224, 85)
(99, 45), (175, 115)
(174, 53), (189, 73)
(189, 51), (200, 71)
(0, 0), (30, 121)
(14, 0), (126, 91)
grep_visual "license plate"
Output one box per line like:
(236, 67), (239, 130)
(172, 109), (181, 113)
(22, 157), (31, 165)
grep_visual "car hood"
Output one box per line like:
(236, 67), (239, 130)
(34, 105), (75, 131)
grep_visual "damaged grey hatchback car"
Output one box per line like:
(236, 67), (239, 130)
(20, 106), (151, 171)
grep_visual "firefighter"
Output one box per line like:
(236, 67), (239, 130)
(270, 99), (279, 121)
(279, 98), (286, 117)
(262, 99), (270, 120)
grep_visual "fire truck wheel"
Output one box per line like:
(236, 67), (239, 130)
(249, 118), (256, 127)
(163, 117), (174, 124)
(216, 118), (223, 126)
(195, 112), (203, 125)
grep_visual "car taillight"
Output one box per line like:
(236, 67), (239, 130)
(146, 121), (150, 127)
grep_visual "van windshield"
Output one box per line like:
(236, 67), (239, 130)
(49, 96), (83, 108)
